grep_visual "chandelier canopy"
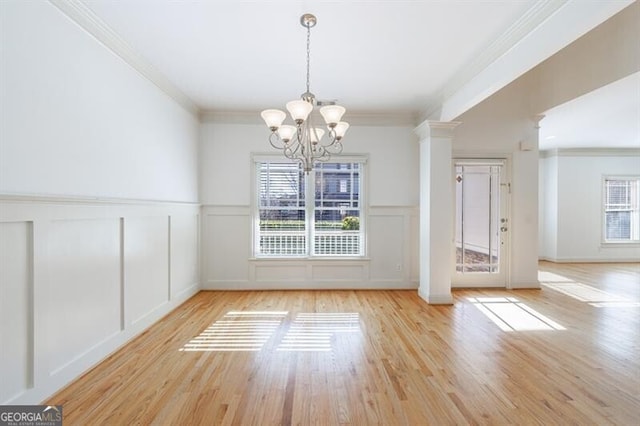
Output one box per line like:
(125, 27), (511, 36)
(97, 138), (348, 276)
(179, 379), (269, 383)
(260, 13), (349, 174)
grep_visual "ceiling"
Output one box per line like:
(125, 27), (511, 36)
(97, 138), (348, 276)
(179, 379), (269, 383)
(539, 72), (640, 150)
(80, 0), (537, 115)
(74, 0), (637, 150)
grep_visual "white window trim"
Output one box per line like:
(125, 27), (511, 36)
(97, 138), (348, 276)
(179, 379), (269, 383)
(601, 175), (640, 245)
(251, 154), (368, 259)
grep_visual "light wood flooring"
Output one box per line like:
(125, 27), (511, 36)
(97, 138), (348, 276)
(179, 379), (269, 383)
(48, 262), (640, 425)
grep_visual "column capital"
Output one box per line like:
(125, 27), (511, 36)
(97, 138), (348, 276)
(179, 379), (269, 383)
(532, 114), (545, 129)
(414, 120), (461, 140)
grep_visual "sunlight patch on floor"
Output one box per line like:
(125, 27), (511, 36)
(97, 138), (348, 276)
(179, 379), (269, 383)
(277, 313), (360, 352)
(468, 297), (566, 332)
(179, 311), (288, 352)
(539, 271), (639, 308)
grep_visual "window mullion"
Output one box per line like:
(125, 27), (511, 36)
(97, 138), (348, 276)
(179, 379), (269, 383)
(306, 166), (315, 256)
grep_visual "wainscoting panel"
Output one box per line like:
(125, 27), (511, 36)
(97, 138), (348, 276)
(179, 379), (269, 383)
(312, 264), (365, 281)
(368, 215), (404, 281)
(202, 205), (418, 290)
(46, 218), (121, 375)
(254, 263), (307, 283)
(0, 221), (33, 403)
(202, 206), (251, 287)
(0, 195), (200, 405)
(170, 213), (200, 299)
(124, 216), (169, 326)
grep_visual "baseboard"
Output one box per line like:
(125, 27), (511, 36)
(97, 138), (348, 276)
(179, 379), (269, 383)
(203, 280), (418, 290)
(540, 257), (640, 263)
(417, 287), (454, 304)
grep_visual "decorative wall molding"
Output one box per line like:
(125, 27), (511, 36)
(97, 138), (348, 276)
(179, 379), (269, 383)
(432, 0), (634, 122)
(0, 193), (200, 207)
(199, 109), (418, 127)
(49, 0), (199, 115)
(201, 204), (419, 291)
(540, 148), (640, 158)
(0, 198), (200, 404)
(414, 120), (462, 140)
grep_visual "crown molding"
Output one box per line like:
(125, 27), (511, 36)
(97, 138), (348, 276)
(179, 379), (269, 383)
(199, 110), (418, 127)
(438, 0), (634, 122)
(421, 0), (567, 120)
(540, 148), (640, 158)
(49, 0), (199, 115)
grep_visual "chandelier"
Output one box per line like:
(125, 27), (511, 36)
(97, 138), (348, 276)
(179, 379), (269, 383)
(260, 13), (349, 174)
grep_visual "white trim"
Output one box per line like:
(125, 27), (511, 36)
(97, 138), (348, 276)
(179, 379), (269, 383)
(49, 0), (199, 115)
(539, 256), (640, 263)
(437, 0), (567, 114)
(418, 288), (454, 305)
(601, 175), (640, 244)
(435, 0), (633, 121)
(0, 193), (199, 207)
(251, 153), (368, 165)
(200, 110), (417, 127)
(540, 148), (640, 158)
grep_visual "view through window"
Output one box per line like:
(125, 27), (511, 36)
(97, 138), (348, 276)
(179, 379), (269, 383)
(256, 160), (364, 257)
(604, 178), (639, 242)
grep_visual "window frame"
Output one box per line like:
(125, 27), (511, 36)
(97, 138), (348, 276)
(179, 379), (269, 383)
(602, 175), (640, 245)
(252, 155), (367, 259)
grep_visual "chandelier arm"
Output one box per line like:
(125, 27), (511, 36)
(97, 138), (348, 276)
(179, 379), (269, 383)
(268, 132), (286, 150)
(318, 128), (338, 147)
(333, 141), (344, 155)
(284, 140), (299, 159)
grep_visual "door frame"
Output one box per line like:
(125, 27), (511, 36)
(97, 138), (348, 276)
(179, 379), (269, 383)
(451, 154), (512, 289)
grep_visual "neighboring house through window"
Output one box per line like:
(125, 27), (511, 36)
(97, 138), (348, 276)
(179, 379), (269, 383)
(255, 158), (365, 257)
(603, 177), (640, 243)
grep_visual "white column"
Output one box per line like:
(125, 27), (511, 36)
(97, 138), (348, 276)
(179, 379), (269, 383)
(414, 120), (460, 304)
(510, 115), (544, 288)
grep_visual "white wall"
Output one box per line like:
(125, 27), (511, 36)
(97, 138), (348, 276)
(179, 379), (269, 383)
(0, 1), (199, 202)
(200, 117), (419, 289)
(0, 1), (200, 404)
(540, 151), (640, 262)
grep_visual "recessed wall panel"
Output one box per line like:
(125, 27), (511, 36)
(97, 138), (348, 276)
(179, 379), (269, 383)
(204, 214), (250, 282)
(312, 265), (364, 281)
(255, 265), (307, 282)
(124, 216), (169, 325)
(369, 215), (404, 280)
(170, 214), (199, 297)
(46, 219), (120, 374)
(0, 222), (32, 403)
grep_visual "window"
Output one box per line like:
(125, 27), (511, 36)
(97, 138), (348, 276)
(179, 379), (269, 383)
(603, 177), (639, 243)
(255, 159), (364, 257)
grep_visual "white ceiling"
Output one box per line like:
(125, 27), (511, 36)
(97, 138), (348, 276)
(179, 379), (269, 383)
(75, 0), (637, 150)
(539, 72), (640, 151)
(81, 0), (539, 114)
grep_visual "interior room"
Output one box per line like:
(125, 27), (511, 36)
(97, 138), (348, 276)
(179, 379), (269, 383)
(1, 0), (638, 423)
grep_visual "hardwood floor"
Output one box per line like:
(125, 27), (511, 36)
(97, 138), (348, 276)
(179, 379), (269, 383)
(48, 263), (640, 425)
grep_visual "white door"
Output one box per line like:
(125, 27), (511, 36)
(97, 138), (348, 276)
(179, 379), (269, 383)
(452, 160), (509, 288)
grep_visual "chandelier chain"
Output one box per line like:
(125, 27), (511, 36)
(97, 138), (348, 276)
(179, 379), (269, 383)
(306, 24), (311, 95)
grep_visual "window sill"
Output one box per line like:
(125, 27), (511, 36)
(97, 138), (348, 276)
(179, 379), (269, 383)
(600, 242), (640, 248)
(249, 257), (371, 262)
